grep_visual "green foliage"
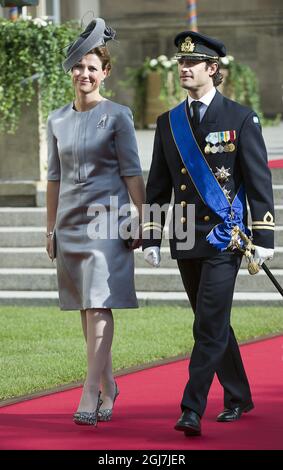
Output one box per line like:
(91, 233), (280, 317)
(0, 18), (113, 134)
(220, 56), (280, 125)
(0, 18), (78, 133)
(221, 57), (265, 121)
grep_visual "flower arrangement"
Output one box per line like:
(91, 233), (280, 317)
(124, 54), (185, 127)
(219, 55), (266, 121)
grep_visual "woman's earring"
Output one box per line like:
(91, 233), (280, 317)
(100, 80), (105, 91)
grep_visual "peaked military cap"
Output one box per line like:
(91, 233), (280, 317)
(174, 31), (226, 61)
(62, 18), (116, 73)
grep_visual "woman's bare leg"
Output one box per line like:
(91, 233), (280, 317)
(76, 308), (114, 413)
(79, 309), (116, 410)
(100, 351), (117, 410)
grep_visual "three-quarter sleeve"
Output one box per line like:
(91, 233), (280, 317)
(114, 107), (142, 176)
(47, 116), (61, 181)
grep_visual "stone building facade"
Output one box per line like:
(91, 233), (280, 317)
(0, 0), (282, 205)
(101, 0), (283, 117)
(1, 0), (282, 114)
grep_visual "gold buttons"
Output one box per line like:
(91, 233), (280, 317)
(180, 201), (187, 208)
(181, 184), (187, 191)
(181, 167), (187, 174)
(181, 217), (186, 223)
(204, 215), (210, 222)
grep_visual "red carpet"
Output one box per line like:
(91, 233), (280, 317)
(0, 336), (282, 450)
(269, 159), (283, 168)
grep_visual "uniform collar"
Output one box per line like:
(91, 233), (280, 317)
(187, 87), (216, 108)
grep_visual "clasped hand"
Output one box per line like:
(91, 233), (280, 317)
(144, 246), (161, 267)
(251, 245), (274, 266)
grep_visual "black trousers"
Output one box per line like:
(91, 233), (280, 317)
(177, 252), (252, 417)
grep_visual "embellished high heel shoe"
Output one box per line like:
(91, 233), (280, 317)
(73, 391), (103, 426)
(98, 381), (119, 422)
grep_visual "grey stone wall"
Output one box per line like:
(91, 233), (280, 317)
(60, 0), (100, 23)
(101, 0), (283, 117)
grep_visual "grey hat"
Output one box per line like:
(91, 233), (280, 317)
(62, 18), (116, 73)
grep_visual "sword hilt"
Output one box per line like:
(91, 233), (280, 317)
(228, 226), (260, 274)
(229, 226), (282, 297)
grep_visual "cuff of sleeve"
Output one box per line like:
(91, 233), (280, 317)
(142, 222), (163, 248)
(252, 229), (274, 249)
(120, 170), (143, 177)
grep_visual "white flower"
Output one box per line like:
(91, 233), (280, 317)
(221, 55), (234, 66)
(149, 59), (158, 67)
(220, 57), (229, 65)
(157, 55), (168, 62)
(32, 18), (48, 27)
(163, 60), (172, 69)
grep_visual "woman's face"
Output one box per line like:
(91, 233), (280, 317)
(72, 53), (107, 95)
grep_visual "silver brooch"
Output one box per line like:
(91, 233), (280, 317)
(97, 114), (108, 128)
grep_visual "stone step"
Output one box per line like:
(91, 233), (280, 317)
(0, 204), (282, 226)
(0, 207), (46, 227)
(0, 226), (283, 247)
(0, 267), (282, 293)
(135, 247), (283, 269)
(0, 290), (281, 307)
(273, 185), (283, 205)
(274, 205), (283, 224)
(0, 227), (46, 247)
(270, 168), (283, 184)
(160, 226), (283, 247)
(0, 248), (52, 268)
(1, 247), (283, 269)
(135, 268), (283, 293)
(0, 180), (281, 227)
(141, 168), (282, 184)
(1, 224), (283, 247)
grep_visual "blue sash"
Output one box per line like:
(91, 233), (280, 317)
(169, 100), (250, 251)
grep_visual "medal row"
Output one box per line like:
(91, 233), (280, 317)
(204, 143), (235, 154)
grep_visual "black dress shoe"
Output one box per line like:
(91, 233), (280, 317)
(216, 402), (254, 422)
(175, 409), (201, 436)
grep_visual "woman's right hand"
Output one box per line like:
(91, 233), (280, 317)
(46, 236), (55, 261)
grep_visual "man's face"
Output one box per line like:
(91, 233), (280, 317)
(178, 58), (215, 91)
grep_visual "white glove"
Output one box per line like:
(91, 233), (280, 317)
(253, 245), (274, 266)
(144, 247), (161, 267)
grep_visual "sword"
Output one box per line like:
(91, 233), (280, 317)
(229, 226), (283, 298)
(261, 263), (283, 297)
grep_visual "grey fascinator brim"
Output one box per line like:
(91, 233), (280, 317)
(62, 18), (116, 73)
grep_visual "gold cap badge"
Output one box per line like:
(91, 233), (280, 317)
(180, 36), (195, 53)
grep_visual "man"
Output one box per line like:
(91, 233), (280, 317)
(142, 31), (274, 436)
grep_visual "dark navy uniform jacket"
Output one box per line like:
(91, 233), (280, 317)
(142, 90), (275, 258)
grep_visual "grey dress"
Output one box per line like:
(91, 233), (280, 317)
(47, 100), (142, 310)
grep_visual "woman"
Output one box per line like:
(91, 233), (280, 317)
(46, 18), (145, 426)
